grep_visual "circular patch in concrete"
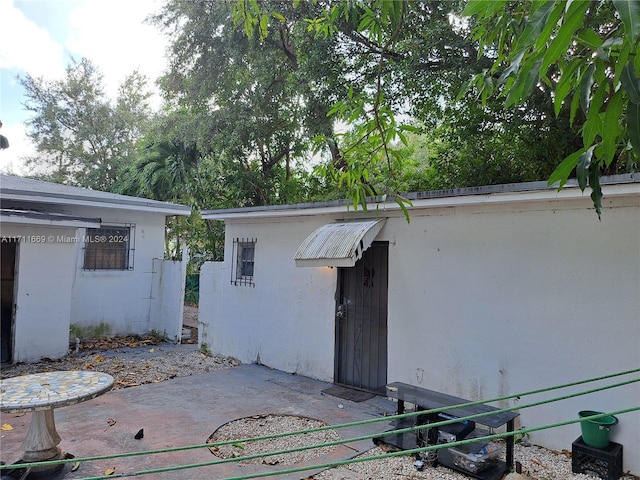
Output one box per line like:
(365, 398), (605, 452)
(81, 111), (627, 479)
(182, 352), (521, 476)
(207, 414), (340, 465)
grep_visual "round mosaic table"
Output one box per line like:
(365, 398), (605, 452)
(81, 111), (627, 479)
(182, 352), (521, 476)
(0, 370), (114, 473)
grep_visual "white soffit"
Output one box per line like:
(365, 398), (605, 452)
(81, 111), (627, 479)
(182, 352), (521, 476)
(294, 219), (386, 267)
(0, 209), (101, 228)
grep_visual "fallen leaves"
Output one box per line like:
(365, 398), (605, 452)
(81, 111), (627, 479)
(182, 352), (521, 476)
(104, 467), (116, 475)
(115, 380), (140, 388)
(376, 441), (401, 453)
(1, 423), (13, 431)
(1, 335), (240, 389)
(550, 448), (573, 458)
(107, 418), (117, 427)
(73, 335), (161, 353)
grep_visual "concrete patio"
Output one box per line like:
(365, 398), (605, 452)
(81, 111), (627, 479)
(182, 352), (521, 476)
(0, 363), (397, 479)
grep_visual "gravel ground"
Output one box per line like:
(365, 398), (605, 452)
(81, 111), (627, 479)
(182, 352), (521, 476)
(0, 335), (239, 387)
(1, 334), (637, 480)
(208, 414), (341, 466)
(200, 412), (639, 480)
(312, 443), (639, 480)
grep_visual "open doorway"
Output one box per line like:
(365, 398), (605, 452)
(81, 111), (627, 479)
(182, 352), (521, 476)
(1, 239), (17, 363)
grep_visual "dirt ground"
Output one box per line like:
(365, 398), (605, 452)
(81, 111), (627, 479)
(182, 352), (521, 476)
(182, 303), (199, 343)
(182, 303), (198, 328)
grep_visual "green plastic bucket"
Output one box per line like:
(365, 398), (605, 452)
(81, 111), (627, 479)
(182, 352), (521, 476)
(579, 410), (618, 448)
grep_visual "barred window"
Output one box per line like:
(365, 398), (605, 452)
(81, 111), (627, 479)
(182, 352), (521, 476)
(83, 225), (134, 270)
(231, 238), (256, 287)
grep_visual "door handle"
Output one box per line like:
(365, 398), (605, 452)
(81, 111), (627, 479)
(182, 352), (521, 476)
(336, 305), (345, 318)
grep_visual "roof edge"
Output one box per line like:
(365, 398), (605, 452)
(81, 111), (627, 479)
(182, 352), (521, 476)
(203, 173), (640, 219)
(0, 209), (101, 228)
(0, 175), (191, 215)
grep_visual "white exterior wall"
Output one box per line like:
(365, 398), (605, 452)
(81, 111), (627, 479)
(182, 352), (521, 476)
(199, 218), (338, 381)
(149, 250), (188, 341)
(198, 261), (224, 350)
(202, 191), (639, 474)
(1, 224), (78, 362)
(69, 209), (167, 336)
(383, 198), (640, 473)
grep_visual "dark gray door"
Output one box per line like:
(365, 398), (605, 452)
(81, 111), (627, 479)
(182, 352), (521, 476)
(1, 239), (17, 363)
(335, 242), (388, 393)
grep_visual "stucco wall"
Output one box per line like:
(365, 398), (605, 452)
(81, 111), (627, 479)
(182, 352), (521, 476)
(199, 219), (338, 381)
(384, 198), (640, 472)
(198, 261), (224, 351)
(1, 224), (78, 361)
(201, 191), (639, 473)
(68, 209), (167, 336)
(149, 251), (188, 341)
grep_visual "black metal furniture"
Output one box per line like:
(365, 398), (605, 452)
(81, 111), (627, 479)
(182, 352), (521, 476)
(382, 382), (520, 480)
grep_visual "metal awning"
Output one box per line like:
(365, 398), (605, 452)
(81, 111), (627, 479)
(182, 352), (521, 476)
(294, 219), (386, 267)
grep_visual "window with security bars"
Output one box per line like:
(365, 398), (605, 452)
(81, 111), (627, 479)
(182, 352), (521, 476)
(83, 225), (134, 270)
(231, 238), (256, 286)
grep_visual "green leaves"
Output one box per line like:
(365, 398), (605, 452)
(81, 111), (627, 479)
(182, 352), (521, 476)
(621, 62), (640, 104)
(395, 195), (413, 224)
(21, 58), (150, 191)
(167, 0), (639, 224)
(514, 1), (554, 50)
(612, 0), (640, 45)
(620, 60), (640, 154)
(579, 64), (596, 114)
(540, 1), (589, 73)
(465, 0), (639, 217)
(554, 57), (582, 116)
(602, 90), (624, 165)
(548, 148), (585, 189)
(462, 0), (508, 17)
(575, 28), (604, 50)
(576, 146), (595, 191)
(628, 102), (640, 152)
(230, 0), (276, 40)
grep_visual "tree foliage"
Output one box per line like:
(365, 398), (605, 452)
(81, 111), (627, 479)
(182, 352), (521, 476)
(151, 0), (341, 206)
(232, 0), (639, 217)
(464, 0), (640, 216)
(20, 58), (152, 191)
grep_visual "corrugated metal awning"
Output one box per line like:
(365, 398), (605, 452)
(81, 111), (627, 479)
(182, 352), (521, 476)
(294, 219), (386, 267)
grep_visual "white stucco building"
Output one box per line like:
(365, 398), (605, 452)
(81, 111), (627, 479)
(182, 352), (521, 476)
(200, 175), (640, 474)
(0, 174), (191, 362)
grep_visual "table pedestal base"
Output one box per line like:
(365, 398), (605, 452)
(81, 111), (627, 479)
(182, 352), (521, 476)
(20, 409), (63, 473)
(2, 370), (114, 478)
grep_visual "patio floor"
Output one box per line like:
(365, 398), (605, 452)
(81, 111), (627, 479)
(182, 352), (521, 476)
(0, 363), (397, 479)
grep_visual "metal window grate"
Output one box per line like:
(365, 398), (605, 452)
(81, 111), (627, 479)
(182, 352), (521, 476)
(83, 225), (135, 271)
(231, 237), (256, 287)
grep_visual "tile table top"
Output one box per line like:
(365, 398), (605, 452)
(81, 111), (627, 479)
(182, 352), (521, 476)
(0, 371), (114, 413)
